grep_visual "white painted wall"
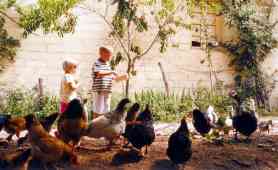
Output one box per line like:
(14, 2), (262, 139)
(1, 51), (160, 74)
(0, 1), (277, 107)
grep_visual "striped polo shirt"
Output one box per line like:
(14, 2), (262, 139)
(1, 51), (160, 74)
(92, 59), (113, 93)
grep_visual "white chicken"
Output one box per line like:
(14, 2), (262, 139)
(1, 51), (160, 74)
(206, 105), (218, 125)
(85, 98), (130, 145)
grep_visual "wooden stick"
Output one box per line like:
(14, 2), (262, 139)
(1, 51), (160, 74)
(158, 62), (169, 96)
(38, 78), (44, 97)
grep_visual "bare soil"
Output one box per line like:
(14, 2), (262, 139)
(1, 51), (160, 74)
(1, 133), (278, 170)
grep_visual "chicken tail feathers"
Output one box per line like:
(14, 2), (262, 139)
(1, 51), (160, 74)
(40, 112), (59, 132)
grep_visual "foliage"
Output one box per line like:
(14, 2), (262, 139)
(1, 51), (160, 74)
(19, 0), (81, 37)
(0, 0), (81, 65)
(0, 0), (20, 61)
(221, 0), (278, 110)
(105, 86), (232, 122)
(0, 88), (59, 118)
(106, 0), (192, 96)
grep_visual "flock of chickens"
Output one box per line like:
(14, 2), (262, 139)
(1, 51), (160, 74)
(0, 91), (272, 169)
(0, 98), (156, 169)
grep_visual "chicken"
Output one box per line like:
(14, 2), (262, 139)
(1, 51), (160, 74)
(17, 112), (59, 146)
(0, 148), (31, 170)
(123, 103), (140, 146)
(167, 117), (192, 166)
(229, 90), (258, 141)
(3, 116), (26, 142)
(40, 112), (60, 132)
(206, 106), (218, 125)
(125, 104), (155, 156)
(57, 99), (88, 147)
(192, 109), (213, 136)
(24, 114), (78, 164)
(259, 120), (272, 134)
(86, 98), (130, 145)
(216, 115), (233, 135)
(0, 114), (10, 132)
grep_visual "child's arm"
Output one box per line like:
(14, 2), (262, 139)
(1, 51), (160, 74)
(96, 70), (117, 78)
(68, 81), (79, 90)
(65, 75), (79, 90)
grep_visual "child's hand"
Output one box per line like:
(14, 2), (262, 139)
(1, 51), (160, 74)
(123, 73), (129, 80)
(112, 71), (118, 76)
(114, 74), (128, 82)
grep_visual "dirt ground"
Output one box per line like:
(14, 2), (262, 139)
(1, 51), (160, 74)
(1, 133), (278, 170)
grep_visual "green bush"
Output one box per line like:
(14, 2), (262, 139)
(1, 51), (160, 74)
(131, 88), (233, 122)
(1, 87), (275, 122)
(0, 88), (59, 118)
(106, 86), (233, 122)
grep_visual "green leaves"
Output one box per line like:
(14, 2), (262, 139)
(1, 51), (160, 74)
(162, 0), (175, 12)
(134, 16), (148, 32)
(133, 88), (232, 122)
(7, 0), (16, 8)
(131, 43), (142, 55)
(111, 14), (126, 38)
(19, 0), (81, 37)
(110, 52), (124, 70)
(158, 26), (176, 53)
(0, 88), (59, 117)
(0, 1), (20, 61)
(221, 0), (277, 108)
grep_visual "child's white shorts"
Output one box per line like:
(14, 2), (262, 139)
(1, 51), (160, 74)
(92, 92), (111, 115)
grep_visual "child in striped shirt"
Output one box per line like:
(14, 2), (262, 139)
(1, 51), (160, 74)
(91, 46), (128, 119)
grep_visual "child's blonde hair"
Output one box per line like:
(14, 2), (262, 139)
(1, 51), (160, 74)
(62, 58), (78, 71)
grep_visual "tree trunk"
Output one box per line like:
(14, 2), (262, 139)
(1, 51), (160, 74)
(38, 78), (44, 110)
(125, 60), (132, 97)
(125, 78), (130, 97)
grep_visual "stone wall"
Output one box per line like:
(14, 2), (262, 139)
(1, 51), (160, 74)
(0, 2), (277, 107)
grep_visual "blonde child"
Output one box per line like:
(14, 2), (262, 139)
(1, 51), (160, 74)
(60, 59), (79, 113)
(91, 46), (128, 119)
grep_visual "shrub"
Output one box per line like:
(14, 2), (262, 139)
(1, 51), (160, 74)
(1, 87), (275, 122)
(131, 88), (233, 122)
(0, 88), (59, 118)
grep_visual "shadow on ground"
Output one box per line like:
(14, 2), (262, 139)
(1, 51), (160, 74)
(150, 159), (179, 170)
(111, 149), (143, 166)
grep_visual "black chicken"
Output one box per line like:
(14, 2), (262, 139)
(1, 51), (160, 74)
(123, 103), (140, 146)
(229, 91), (258, 141)
(192, 109), (214, 136)
(57, 99), (87, 147)
(167, 117), (192, 166)
(40, 112), (60, 132)
(0, 114), (10, 132)
(125, 104), (155, 156)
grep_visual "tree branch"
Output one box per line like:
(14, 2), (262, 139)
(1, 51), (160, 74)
(127, 21), (132, 61)
(0, 10), (20, 26)
(0, 10), (41, 36)
(134, 0), (184, 61)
